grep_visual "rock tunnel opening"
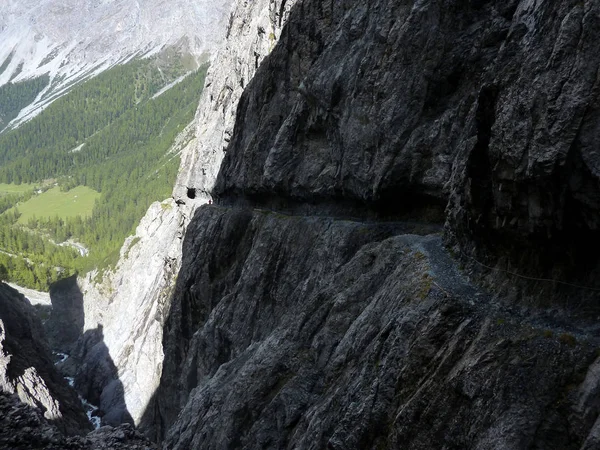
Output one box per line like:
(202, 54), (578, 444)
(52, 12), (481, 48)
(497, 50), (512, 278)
(187, 188), (197, 200)
(372, 188), (447, 224)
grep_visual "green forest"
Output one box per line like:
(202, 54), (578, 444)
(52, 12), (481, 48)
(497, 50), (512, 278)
(0, 208), (80, 289)
(0, 55), (207, 290)
(0, 75), (50, 131)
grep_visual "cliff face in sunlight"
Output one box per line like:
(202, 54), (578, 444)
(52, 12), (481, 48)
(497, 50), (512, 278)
(60, 0), (299, 431)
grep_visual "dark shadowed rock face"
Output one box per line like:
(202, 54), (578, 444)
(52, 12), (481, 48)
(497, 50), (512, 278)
(0, 282), (91, 436)
(0, 283), (156, 448)
(159, 206), (600, 450)
(0, 391), (156, 450)
(152, 0), (600, 448)
(46, 275), (85, 351)
(42, 274), (134, 428)
(214, 0), (600, 293)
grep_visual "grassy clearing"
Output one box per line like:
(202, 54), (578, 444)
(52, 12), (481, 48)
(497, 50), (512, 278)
(0, 182), (35, 195)
(14, 186), (100, 223)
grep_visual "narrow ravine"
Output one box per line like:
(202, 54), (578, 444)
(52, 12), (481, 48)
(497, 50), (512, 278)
(53, 351), (101, 429)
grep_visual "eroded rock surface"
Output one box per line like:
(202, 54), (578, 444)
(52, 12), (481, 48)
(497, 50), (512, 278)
(0, 391), (157, 450)
(69, 0), (297, 431)
(156, 206), (600, 449)
(154, 0), (600, 448)
(72, 200), (185, 427)
(213, 0), (600, 295)
(174, 0), (298, 205)
(0, 282), (90, 435)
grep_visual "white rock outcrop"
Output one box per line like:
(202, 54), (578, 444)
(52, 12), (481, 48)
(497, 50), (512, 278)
(174, 0), (297, 205)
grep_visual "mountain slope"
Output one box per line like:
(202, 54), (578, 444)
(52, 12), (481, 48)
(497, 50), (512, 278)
(0, 58), (209, 291)
(0, 0), (233, 128)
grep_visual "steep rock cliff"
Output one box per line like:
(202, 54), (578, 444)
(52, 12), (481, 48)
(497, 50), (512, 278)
(214, 0), (600, 297)
(174, 0), (298, 205)
(68, 0), (298, 430)
(162, 207), (600, 449)
(0, 282), (90, 435)
(155, 0), (600, 448)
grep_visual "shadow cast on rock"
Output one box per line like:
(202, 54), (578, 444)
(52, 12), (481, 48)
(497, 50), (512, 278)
(0, 282), (90, 435)
(47, 275), (133, 427)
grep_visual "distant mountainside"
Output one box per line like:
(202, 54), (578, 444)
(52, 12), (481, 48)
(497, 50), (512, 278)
(0, 0), (232, 128)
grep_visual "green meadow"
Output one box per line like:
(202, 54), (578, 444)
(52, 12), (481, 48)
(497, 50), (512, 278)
(0, 182), (35, 196)
(0, 54), (205, 290)
(14, 186), (100, 224)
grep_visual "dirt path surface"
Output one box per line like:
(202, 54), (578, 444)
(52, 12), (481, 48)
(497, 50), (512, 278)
(415, 234), (600, 344)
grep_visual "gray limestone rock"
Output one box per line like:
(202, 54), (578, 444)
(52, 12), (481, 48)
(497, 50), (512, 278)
(70, 0), (297, 434)
(174, 0), (298, 206)
(154, 0), (600, 448)
(0, 390), (157, 449)
(159, 207), (600, 449)
(75, 200), (185, 427)
(211, 0), (600, 294)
